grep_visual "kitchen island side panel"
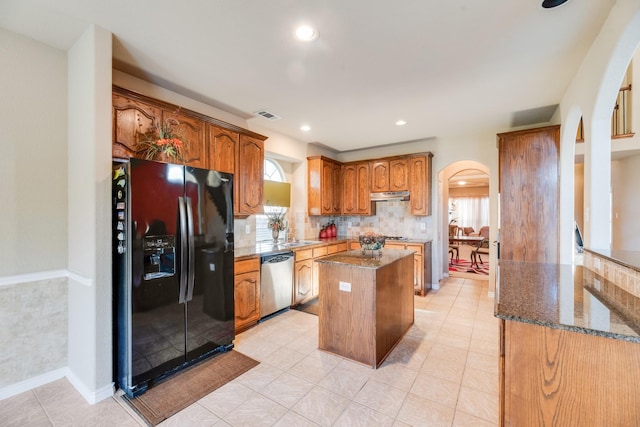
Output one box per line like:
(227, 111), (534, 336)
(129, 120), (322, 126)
(317, 252), (414, 368)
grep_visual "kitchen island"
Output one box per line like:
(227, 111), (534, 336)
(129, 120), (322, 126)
(496, 260), (640, 426)
(315, 249), (415, 368)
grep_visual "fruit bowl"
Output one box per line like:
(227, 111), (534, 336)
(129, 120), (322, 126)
(359, 234), (385, 251)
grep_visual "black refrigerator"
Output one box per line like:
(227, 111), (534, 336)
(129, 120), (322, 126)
(112, 158), (235, 397)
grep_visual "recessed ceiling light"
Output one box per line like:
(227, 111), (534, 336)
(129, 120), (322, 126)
(541, 0), (569, 9)
(395, 120), (407, 126)
(295, 25), (318, 42)
(300, 125), (311, 132)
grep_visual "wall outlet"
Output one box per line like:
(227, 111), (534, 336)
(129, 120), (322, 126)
(245, 225), (251, 234)
(594, 258), (600, 271)
(594, 278), (601, 291)
(420, 223), (426, 230)
(339, 281), (352, 292)
(348, 221), (352, 227)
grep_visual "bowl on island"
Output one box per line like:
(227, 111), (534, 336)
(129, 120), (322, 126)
(359, 234), (386, 252)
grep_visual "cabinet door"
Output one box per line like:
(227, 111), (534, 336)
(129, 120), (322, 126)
(112, 93), (162, 159)
(341, 164), (357, 215)
(355, 162), (375, 215)
(413, 254), (423, 293)
(389, 158), (409, 191)
(294, 259), (314, 304)
(499, 126), (559, 263)
(409, 155), (431, 216)
(234, 270), (260, 332)
(321, 161), (334, 215)
(208, 124), (237, 173)
(169, 110), (206, 168)
(331, 162), (342, 214)
(371, 160), (389, 192)
(236, 135), (264, 216)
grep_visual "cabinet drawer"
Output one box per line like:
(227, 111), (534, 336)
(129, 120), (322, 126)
(384, 242), (406, 250)
(327, 243), (340, 254)
(295, 248), (314, 261)
(336, 242), (348, 252)
(313, 246), (328, 258)
(235, 257), (260, 274)
(348, 241), (361, 250)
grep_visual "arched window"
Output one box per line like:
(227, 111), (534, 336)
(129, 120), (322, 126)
(256, 158), (288, 242)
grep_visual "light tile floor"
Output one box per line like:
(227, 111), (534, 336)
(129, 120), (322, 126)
(1, 277), (499, 426)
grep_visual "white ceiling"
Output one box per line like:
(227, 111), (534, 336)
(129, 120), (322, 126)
(0, 0), (617, 152)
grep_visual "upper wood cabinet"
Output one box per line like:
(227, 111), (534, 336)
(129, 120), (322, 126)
(112, 93), (162, 159)
(236, 135), (265, 216)
(307, 156), (342, 216)
(390, 158), (409, 191)
(371, 158), (410, 192)
(371, 160), (390, 192)
(169, 109), (206, 169)
(112, 86), (266, 217)
(342, 161), (376, 216)
(409, 153), (432, 216)
(498, 125), (559, 263)
(208, 124), (237, 174)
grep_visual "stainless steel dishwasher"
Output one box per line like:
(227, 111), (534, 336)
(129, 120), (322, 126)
(260, 251), (294, 319)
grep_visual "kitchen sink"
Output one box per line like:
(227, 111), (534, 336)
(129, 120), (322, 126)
(280, 240), (321, 247)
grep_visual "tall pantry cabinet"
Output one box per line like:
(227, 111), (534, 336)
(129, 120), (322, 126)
(498, 125), (560, 263)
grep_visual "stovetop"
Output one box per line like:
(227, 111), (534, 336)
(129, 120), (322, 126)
(383, 236), (408, 241)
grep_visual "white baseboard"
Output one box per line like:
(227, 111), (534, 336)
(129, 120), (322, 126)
(0, 368), (67, 400)
(66, 370), (114, 404)
(0, 270), (68, 287)
(0, 368), (114, 404)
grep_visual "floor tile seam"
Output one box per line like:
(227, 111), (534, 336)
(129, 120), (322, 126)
(453, 394), (498, 425)
(110, 393), (147, 426)
(405, 384), (462, 413)
(31, 389), (56, 427)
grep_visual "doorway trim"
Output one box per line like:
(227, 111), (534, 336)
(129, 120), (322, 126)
(438, 160), (496, 296)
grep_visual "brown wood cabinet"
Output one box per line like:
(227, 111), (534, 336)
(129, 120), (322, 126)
(293, 242), (347, 305)
(384, 241), (432, 295)
(112, 86), (266, 217)
(207, 124), (237, 174)
(169, 109), (206, 168)
(500, 319), (640, 426)
(498, 125), (559, 263)
(307, 156), (342, 216)
(371, 158), (409, 193)
(342, 161), (376, 216)
(390, 158), (409, 192)
(409, 154), (432, 216)
(112, 92), (162, 159)
(235, 134), (264, 216)
(234, 257), (261, 333)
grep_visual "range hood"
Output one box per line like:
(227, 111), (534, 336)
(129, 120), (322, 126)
(370, 191), (410, 202)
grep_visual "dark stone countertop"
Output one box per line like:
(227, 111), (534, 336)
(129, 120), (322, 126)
(585, 248), (640, 272)
(315, 249), (415, 269)
(496, 261), (640, 343)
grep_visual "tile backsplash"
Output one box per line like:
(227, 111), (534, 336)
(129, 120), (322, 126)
(234, 201), (432, 248)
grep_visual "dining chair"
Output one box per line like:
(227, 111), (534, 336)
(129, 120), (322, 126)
(470, 238), (490, 268)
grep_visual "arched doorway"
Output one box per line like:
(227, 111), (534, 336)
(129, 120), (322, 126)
(438, 160), (496, 295)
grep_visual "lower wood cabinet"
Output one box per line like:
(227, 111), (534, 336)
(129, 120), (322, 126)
(234, 257), (260, 333)
(379, 241), (432, 296)
(500, 319), (640, 426)
(293, 242), (347, 305)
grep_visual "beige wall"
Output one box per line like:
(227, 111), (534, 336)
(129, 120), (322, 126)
(0, 28), (68, 276)
(449, 186), (489, 198)
(612, 154), (640, 250)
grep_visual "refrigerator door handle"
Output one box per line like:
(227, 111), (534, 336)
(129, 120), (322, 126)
(178, 196), (189, 304)
(185, 196), (196, 302)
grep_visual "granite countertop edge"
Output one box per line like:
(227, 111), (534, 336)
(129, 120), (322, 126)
(494, 311), (640, 344)
(497, 261), (640, 344)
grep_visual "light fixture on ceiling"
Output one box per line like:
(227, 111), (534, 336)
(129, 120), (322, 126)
(295, 25), (318, 42)
(395, 120), (407, 126)
(458, 181), (466, 186)
(300, 125), (311, 132)
(541, 0), (569, 8)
